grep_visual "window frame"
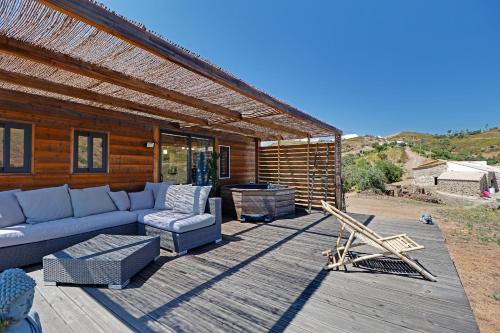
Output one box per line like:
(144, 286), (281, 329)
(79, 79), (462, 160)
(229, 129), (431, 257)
(73, 130), (108, 173)
(0, 121), (32, 174)
(218, 145), (231, 179)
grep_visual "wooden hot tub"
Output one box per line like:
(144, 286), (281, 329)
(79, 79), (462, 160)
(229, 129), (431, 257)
(222, 184), (295, 221)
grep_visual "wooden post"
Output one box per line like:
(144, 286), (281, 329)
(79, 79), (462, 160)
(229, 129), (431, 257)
(307, 135), (311, 213)
(153, 126), (160, 182)
(334, 133), (343, 210)
(255, 138), (260, 183)
(277, 139), (281, 185)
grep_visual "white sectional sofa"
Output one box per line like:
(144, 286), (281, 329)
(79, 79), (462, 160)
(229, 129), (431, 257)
(0, 183), (222, 271)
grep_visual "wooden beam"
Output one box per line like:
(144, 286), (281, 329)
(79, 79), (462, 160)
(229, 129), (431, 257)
(0, 68), (260, 137)
(0, 36), (308, 138)
(0, 88), (257, 139)
(235, 116), (308, 138)
(37, 0), (342, 135)
(0, 36), (239, 120)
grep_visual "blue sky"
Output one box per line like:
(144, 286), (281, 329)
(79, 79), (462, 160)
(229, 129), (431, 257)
(99, 0), (500, 136)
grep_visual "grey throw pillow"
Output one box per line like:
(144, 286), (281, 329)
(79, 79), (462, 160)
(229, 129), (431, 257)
(154, 182), (173, 209)
(15, 184), (73, 223)
(108, 191), (131, 211)
(129, 190), (154, 211)
(145, 181), (173, 200)
(0, 189), (26, 228)
(69, 185), (117, 218)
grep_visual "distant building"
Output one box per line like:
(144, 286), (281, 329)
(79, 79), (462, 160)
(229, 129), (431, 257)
(437, 171), (488, 197)
(447, 161), (499, 191)
(412, 160), (447, 186)
(412, 160), (499, 195)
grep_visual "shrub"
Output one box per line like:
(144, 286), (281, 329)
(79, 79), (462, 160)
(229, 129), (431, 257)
(374, 159), (403, 183)
(358, 166), (386, 191)
(377, 152), (388, 160)
(372, 142), (388, 153)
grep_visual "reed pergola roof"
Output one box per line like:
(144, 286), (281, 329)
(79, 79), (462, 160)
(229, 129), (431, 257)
(0, 0), (341, 139)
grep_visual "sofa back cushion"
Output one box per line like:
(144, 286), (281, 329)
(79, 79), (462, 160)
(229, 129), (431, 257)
(0, 189), (26, 228)
(171, 185), (212, 214)
(129, 190), (154, 211)
(153, 182), (173, 209)
(69, 185), (117, 217)
(15, 185), (73, 223)
(145, 181), (173, 201)
(108, 191), (131, 211)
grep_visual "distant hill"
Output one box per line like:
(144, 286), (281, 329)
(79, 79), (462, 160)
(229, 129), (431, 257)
(343, 127), (500, 165)
(389, 128), (500, 164)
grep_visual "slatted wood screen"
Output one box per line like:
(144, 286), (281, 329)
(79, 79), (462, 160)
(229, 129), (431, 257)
(258, 142), (339, 210)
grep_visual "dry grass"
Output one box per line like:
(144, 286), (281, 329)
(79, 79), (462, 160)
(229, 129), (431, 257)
(436, 205), (500, 245)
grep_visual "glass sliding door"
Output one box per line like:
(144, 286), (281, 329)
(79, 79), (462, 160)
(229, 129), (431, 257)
(160, 131), (214, 184)
(191, 136), (213, 185)
(160, 133), (189, 184)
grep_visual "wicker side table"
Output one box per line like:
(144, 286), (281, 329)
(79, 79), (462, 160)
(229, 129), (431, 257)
(43, 234), (160, 289)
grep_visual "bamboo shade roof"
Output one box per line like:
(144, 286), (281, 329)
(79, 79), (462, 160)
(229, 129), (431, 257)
(0, 0), (341, 139)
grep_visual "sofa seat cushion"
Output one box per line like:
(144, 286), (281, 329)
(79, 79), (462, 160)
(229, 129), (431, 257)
(135, 209), (193, 225)
(137, 209), (215, 233)
(0, 211), (137, 248)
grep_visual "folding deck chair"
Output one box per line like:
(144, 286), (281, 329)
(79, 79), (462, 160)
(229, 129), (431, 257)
(321, 201), (437, 281)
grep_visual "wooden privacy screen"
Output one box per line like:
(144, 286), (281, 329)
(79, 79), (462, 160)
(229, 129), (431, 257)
(258, 141), (341, 210)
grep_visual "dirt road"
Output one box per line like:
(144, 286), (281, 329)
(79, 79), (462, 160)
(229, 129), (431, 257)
(403, 147), (431, 180)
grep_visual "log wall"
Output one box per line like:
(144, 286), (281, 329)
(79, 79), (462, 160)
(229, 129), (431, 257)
(0, 100), (256, 192)
(258, 142), (338, 210)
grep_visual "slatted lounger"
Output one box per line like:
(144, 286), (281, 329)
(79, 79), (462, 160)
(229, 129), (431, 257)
(321, 201), (437, 282)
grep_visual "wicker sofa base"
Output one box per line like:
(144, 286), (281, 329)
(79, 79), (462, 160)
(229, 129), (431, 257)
(1, 198), (222, 271)
(137, 197), (222, 255)
(0, 223), (138, 271)
(138, 223), (222, 255)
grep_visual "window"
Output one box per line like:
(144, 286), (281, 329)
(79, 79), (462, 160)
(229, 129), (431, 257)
(219, 145), (230, 179)
(74, 131), (107, 173)
(0, 122), (32, 173)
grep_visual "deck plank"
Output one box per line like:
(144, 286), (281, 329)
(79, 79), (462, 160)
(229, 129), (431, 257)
(27, 212), (479, 333)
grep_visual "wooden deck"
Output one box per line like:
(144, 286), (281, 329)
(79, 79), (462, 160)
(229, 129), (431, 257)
(27, 212), (479, 333)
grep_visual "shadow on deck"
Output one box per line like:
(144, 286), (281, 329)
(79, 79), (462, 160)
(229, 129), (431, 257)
(28, 212), (479, 333)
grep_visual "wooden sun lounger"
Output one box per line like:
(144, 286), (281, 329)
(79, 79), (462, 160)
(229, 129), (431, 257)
(321, 201), (437, 282)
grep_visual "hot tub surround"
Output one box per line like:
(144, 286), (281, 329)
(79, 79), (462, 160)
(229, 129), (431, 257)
(222, 184), (295, 221)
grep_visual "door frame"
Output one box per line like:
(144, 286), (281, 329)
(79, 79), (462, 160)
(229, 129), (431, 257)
(159, 129), (215, 184)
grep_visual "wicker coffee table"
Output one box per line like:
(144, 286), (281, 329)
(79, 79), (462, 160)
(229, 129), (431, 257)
(43, 234), (160, 289)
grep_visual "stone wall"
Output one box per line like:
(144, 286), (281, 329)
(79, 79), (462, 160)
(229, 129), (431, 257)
(487, 171), (499, 191)
(437, 178), (488, 197)
(413, 164), (447, 187)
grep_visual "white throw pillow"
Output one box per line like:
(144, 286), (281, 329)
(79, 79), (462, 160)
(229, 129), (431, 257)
(171, 185), (212, 214)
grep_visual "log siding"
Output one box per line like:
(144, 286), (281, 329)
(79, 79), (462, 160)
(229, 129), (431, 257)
(0, 102), (255, 191)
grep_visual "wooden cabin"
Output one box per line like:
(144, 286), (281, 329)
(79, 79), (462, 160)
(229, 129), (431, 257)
(0, 0), (342, 209)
